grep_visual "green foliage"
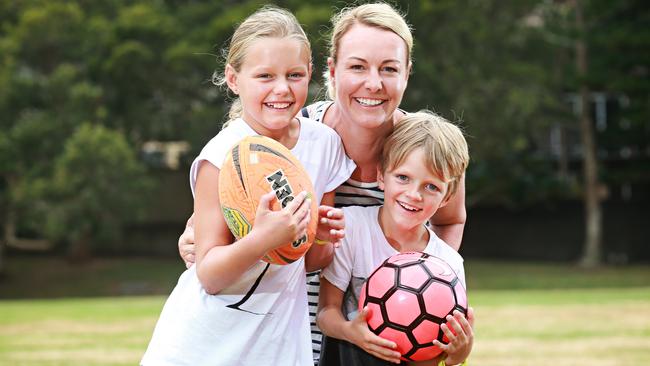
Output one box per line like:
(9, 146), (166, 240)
(538, 0), (650, 188)
(0, 0), (647, 256)
(398, 0), (574, 206)
(44, 124), (152, 250)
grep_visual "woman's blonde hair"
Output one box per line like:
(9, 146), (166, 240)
(325, 3), (413, 99)
(380, 110), (469, 201)
(213, 6), (312, 121)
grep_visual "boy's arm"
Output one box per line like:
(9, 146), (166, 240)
(315, 277), (350, 340)
(317, 278), (401, 363)
(430, 175), (466, 250)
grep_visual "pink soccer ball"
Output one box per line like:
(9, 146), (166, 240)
(358, 252), (468, 362)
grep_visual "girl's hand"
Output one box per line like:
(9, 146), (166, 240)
(315, 206), (345, 247)
(252, 191), (312, 251)
(433, 307), (474, 365)
(345, 307), (402, 364)
(178, 214), (196, 268)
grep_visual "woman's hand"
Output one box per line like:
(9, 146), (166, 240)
(315, 205), (345, 247)
(178, 214), (196, 268)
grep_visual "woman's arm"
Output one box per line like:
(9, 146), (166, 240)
(304, 191), (344, 272)
(430, 174), (466, 251)
(178, 214), (195, 268)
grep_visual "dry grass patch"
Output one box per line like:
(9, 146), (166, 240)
(469, 292), (650, 365)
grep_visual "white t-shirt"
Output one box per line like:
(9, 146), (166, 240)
(141, 117), (355, 366)
(322, 206), (466, 321)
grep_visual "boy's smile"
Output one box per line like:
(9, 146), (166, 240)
(378, 148), (449, 235)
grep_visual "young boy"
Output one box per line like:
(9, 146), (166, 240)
(317, 111), (474, 366)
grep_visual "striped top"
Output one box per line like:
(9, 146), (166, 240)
(303, 101), (385, 365)
(333, 179), (384, 207)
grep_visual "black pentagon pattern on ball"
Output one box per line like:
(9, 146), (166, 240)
(360, 252), (468, 362)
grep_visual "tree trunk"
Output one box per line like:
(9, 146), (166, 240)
(0, 206), (14, 278)
(0, 230), (5, 278)
(575, 0), (602, 267)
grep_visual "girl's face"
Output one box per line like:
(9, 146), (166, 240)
(329, 24), (410, 130)
(378, 148), (449, 231)
(226, 37), (311, 135)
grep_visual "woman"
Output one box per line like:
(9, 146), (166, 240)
(178, 3), (466, 364)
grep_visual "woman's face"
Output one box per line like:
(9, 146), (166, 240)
(329, 24), (410, 130)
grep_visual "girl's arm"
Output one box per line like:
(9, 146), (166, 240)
(317, 278), (401, 363)
(429, 174), (466, 251)
(194, 161), (311, 294)
(304, 191), (344, 272)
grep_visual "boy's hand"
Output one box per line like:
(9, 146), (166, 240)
(345, 306), (402, 364)
(432, 307), (474, 365)
(178, 214), (196, 268)
(316, 206), (345, 247)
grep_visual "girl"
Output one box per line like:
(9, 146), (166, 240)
(141, 6), (354, 366)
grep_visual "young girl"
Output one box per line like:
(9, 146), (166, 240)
(317, 111), (474, 366)
(141, 7), (355, 366)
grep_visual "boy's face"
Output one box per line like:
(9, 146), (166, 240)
(378, 148), (449, 231)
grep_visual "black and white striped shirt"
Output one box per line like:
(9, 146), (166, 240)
(303, 101), (385, 365)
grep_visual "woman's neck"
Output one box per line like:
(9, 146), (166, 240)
(324, 103), (394, 182)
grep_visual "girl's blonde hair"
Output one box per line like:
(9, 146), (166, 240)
(380, 111), (469, 201)
(213, 6), (312, 121)
(325, 3), (413, 99)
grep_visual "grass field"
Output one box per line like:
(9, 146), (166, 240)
(1, 256), (649, 365)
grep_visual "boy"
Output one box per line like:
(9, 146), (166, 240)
(317, 111), (474, 366)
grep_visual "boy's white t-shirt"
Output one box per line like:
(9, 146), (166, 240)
(322, 205), (466, 321)
(141, 117), (355, 366)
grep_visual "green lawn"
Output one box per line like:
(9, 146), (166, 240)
(0, 296), (163, 366)
(1, 257), (649, 365)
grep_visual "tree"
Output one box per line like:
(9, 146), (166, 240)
(536, 0), (650, 265)
(44, 124), (151, 261)
(401, 0), (571, 207)
(574, 0), (602, 267)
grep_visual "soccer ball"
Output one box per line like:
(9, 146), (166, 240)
(358, 252), (468, 362)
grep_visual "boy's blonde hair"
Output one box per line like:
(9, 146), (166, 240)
(213, 6), (312, 121)
(380, 111), (469, 201)
(325, 3), (413, 99)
